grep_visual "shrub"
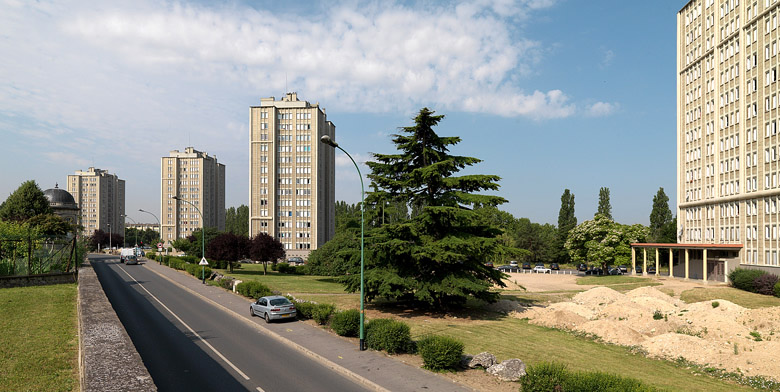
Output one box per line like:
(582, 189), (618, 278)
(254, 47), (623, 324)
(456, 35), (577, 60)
(652, 310), (663, 320)
(294, 265), (308, 275)
(729, 268), (768, 292)
(180, 255), (198, 264)
(236, 281), (272, 299)
(365, 318), (411, 354)
(562, 370), (655, 391)
(520, 362), (655, 392)
(277, 263), (292, 273)
(712, 301), (720, 308)
(295, 301), (316, 319)
(331, 309), (361, 337)
(311, 303), (335, 325)
(754, 273), (780, 296)
(218, 277), (234, 290)
(416, 335), (464, 371)
(775, 281), (780, 298)
(520, 361), (569, 392)
(167, 257), (187, 270)
(184, 263), (211, 279)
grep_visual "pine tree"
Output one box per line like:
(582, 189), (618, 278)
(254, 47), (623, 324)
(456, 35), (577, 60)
(596, 187), (612, 220)
(649, 187), (674, 242)
(556, 189), (577, 263)
(357, 108), (510, 307)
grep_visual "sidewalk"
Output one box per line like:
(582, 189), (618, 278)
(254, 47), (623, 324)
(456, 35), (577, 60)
(142, 259), (474, 392)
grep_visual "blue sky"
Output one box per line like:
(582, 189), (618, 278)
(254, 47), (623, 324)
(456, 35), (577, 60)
(0, 0), (682, 225)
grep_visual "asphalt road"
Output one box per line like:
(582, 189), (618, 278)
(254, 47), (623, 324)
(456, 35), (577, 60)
(91, 254), (368, 392)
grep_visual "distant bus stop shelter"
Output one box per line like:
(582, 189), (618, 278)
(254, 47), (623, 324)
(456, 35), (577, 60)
(629, 243), (742, 283)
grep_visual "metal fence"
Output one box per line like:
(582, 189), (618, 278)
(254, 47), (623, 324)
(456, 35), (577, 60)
(0, 234), (80, 276)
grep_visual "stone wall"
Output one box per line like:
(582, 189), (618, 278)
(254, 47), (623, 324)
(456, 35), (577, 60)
(0, 272), (77, 288)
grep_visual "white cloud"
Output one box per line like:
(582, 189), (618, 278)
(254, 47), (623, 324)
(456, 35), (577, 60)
(586, 102), (618, 117)
(601, 49), (615, 68)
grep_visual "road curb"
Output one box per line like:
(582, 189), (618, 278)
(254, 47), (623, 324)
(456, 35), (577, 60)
(144, 263), (390, 392)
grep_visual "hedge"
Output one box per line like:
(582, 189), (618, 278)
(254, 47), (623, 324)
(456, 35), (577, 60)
(365, 318), (412, 354)
(236, 281), (273, 299)
(311, 304), (335, 325)
(729, 268), (768, 293)
(416, 335), (464, 371)
(294, 301), (316, 319)
(330, 309), (360, 337)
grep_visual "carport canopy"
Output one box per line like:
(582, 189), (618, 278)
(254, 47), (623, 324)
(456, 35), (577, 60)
(629, 243), (742, 282)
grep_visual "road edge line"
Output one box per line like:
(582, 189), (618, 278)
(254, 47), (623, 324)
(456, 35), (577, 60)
(145, 264), (389, 392)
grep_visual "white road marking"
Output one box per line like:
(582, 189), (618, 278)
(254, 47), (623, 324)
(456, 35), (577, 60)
(256, 387), (266, 392)
(117, 265), (251, 381)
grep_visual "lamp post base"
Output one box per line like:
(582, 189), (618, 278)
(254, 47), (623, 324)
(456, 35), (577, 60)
(359, 339), (366, 351)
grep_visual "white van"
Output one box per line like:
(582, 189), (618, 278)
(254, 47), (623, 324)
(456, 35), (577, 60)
(120, 248), (138, 264)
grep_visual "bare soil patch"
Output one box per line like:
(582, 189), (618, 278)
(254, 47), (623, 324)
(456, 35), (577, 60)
(519, 285), (780, 381)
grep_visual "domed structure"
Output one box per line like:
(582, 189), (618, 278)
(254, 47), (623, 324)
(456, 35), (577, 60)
(44, 184), (79, 225)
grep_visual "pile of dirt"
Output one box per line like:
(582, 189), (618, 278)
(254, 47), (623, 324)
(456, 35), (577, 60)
(519, 286), (780, 381)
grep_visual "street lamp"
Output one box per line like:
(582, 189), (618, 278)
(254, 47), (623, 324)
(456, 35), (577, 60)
(139, 209), (161, 264)
(122, 215), (138, 248)
(108, 223), (112, 255)
(320, 134), (366, 351)
(172, 196), (207, 284)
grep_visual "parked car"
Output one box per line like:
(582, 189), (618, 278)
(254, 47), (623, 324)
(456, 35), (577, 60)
(509, 260), (518, 267)
(550, 263), (560, 270)
(522, 261), (532, 269)
(647, 265), (657, 274)
(607, 267), (622, 275)
(577, 263), (588, 272)
(250, 295), (297, 323)
(618, 265), (628, 273)
(586, 266), (603, 276)
(497, 265), (513, 272)
(484, 262), (494, 268)
(635, 265), (643, 273)
(532, 265), (551, 274)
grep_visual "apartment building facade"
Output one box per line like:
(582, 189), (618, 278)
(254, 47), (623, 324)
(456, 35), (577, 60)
(249, 93), (336, 259)
(161, 147), (225, 246)
(67, 167), (125, 236)
(677, 0), (780, 273)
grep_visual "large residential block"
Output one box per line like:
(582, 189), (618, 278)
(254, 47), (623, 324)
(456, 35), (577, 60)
(677, 0), (780, 275)
(249, 93), (336, 259)
(161, 147), (225, 246)
(67, 167), (125, 237)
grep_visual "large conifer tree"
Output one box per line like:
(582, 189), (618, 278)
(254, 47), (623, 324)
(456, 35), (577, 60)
(556, 189), (577, 262)
(355, 108), (509, 306)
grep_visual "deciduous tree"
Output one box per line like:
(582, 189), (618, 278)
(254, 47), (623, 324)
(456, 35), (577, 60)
(207, 232), (249, 272)
(0, 180), (52, 222)
(249, 232), (285, 275)
(565, 215), (648, 268)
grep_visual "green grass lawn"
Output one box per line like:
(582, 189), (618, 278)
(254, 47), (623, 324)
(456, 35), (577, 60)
(680, 287), (780, 308)
(407, 316), (754, 392)
(221, 264), (347, 294)
(218, 268), (768, 391)
(0, 284), (79, 392)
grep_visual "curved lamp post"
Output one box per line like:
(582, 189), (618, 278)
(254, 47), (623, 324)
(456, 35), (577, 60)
(172, 196), (207, 284)
(139, 209), (162, 264)
(320, 134), (366, 351)
(122, 214), (138, 248)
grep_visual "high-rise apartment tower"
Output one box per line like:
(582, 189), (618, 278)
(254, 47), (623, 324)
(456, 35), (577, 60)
(249, 93), (336, 259)
(677, 0), (780, 273)
(161, 147), (225, 246)
(67, 167), (125, 236)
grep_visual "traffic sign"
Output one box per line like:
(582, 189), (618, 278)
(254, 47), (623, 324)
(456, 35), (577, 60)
(199, 257), (209, 266)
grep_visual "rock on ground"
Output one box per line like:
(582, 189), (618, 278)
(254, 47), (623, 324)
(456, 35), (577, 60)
(487, 359), (526, 381)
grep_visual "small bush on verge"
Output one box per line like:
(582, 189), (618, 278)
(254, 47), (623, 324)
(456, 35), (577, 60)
(416, 335), (464, 371)
(236, 281), (272, 299)
(729, 268), (768, 293)
(311, 303), (335, 325)
(365, 318), (411, 354)
(330, 309), (360, 336)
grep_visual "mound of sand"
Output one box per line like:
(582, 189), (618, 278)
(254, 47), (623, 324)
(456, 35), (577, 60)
(517, 286), (780, 381)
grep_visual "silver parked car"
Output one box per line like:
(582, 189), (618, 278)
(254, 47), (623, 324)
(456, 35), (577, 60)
(250, 295), (296, 323)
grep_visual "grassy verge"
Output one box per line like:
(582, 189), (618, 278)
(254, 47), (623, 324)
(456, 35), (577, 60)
(0, 284), (79, 392)
(407, 316), (753, 392)
(221, 264), (346, 294)
(680, 287), (780, 308)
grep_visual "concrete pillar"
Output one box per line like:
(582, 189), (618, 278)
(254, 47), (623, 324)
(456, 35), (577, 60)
(631, 247), (636, 275)
(655, 248), (660, 276)
(703, 249), (708, 284)
(669, 248), (673, 277)
(643, 248), (647, 276)
(685, 249), (689, 280)
(724, 260), (729, 283)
